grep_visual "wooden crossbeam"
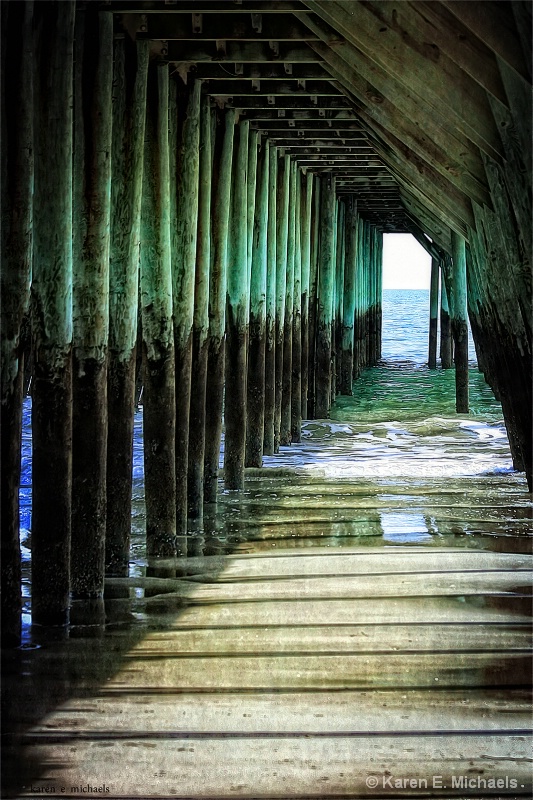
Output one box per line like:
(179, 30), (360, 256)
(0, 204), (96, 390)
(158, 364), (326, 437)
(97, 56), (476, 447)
(185, 63), (329, 79)
(203, 79), (340, 95)
(122, 12), (320, 40)
(111, 1), (307, 12)
(160, 41), (321, 61)
(224, 96), (352, 109)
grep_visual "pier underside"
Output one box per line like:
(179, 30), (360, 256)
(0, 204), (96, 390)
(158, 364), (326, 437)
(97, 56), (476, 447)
(1, 1), (532, 797)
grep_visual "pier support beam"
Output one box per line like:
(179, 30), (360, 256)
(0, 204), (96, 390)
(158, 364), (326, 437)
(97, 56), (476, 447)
(334, 200), (346, 392)
(172, 80), (200, 533)
(263, 147), (277, 455)
(340, 197), (357, 395)
(246, 139), (269, 466)
(224, 120), (250, 489)
(440, 271), (453, 369)
(274, 154), (290, 450)
(291, 168), (303, 444)
(71, 8), (113, 610)
(140, 64), (176, 556)
(106, 39), (148, 577)
(315, 173), (336, 419)
(188, 97), (212, 520)
(1, 0), (33, 644)
(307, 177), (320, 418)
(300, 172), (313, 421)
(450, 231), (469, 413)
(281, 161), (296, 446)
(204, 109), (234, 502)
(31, 1), (75, 627)
(428, 258), (439, 369)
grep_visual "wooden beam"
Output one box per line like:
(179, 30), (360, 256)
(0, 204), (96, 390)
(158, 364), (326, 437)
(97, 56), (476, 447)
(162, 40), (321, 62)
(442, 0), (530, 82)
(187, 63), (330, 80)
(304, 1), (502, 159)
(123, 12), (320, 40)
(112, 1), (307, 13)
(203, 79), (340, 95)
(225, 96), (352, 109)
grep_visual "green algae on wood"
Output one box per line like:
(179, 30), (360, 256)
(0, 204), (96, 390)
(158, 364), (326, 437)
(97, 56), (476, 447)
(281, 160), (296, 446)
(300, 171), (313, 422)
(31, 0), (75, 626)
(140, 63), (176, 556)
(0, 0), (33, 645)
(315, 173), (336, 419)
(274, 153), (290, 451)
(246, 138), (269, 467)
(224, 120), (250, 489)
(450, 231), (469, 413)
(291, 167), (303, 444)
(188, 97), (212, 520)
(71, 8), (113, 610)
(306, 176), (320, 419)
(340, 196), (357, 395)
(439, 265), (453, 369)
(106, 38), (149, 578)
(263, 145), (277, 455)
(204, 108), (235, 502)
(172, 79), (201, 533)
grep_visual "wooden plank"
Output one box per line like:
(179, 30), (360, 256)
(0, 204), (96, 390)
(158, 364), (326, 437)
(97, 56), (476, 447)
(305, 1), (502, 159)
(204, 79), (341, 96)
(189, 63), (331, 80)
(162, 40), (322, 62)
(125, 12), (321, 40)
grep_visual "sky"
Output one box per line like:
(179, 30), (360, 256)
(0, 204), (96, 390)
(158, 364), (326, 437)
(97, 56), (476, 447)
(382, 233), (432, 290)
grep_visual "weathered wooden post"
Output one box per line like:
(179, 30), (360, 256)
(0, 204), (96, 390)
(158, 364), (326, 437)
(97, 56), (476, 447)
(291, 168), (303, 443)
(440, 269), (453, 369)
(300, 172), (313, 421)
(246, 138), (269, 467)
(188, 97), (212, 520)
(224, 120), (250, 488)
(334, 199), (345, 393)
(281, 160), (296, 446)
(274, 154), (290, 451)
(340, 197), (357, 394)
(204, 108), (235, 502)
(31, 1), (75, 626)
(71, 8), (113, 611)
(247, 130), (258, 294)
(106, 39), (148, 577)
(140, 63), (176, 556)
(172, 80), (200, 531)
(1, 0), (33, 644)
(450, 231), (469, 412)
(315, 174), (336, 418)
(376, 230), (383, 360)
(353, 217), (364, 378)
(428, 257), (439, 369)
(307, 176), (320, 418)
(263, 146), (277, 455)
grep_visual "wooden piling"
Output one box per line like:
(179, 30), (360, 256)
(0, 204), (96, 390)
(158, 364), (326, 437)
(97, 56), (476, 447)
(31, 1), (75, 626)
(140, 63), (176, 556)
(291, 168), (303, 444)
(307, 177), (321, 418)
(204, 108), (235, 502)
(281, 161), (296, 446)
(263, 146), (277, 455)
(334, 200), (346, 394)
(246, 139), (269, 466)
(440, 270), (453, 369)
(450, 231), (469, 413)
(188, 97), (212, 520)
(340, 197), (357, 395)
(315, 173), (336, 419)
(247, 130), (259, 295)
(274, 154), (290, 451)
(71, 8), (113, 609)
(172, 80), (201, 532)
(300, 172), (313, 421)
(224, 120), (250, 489)
(428, 257), (439, 369)
(1, 0), (33, 644)
(106, 39), (149, 577)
